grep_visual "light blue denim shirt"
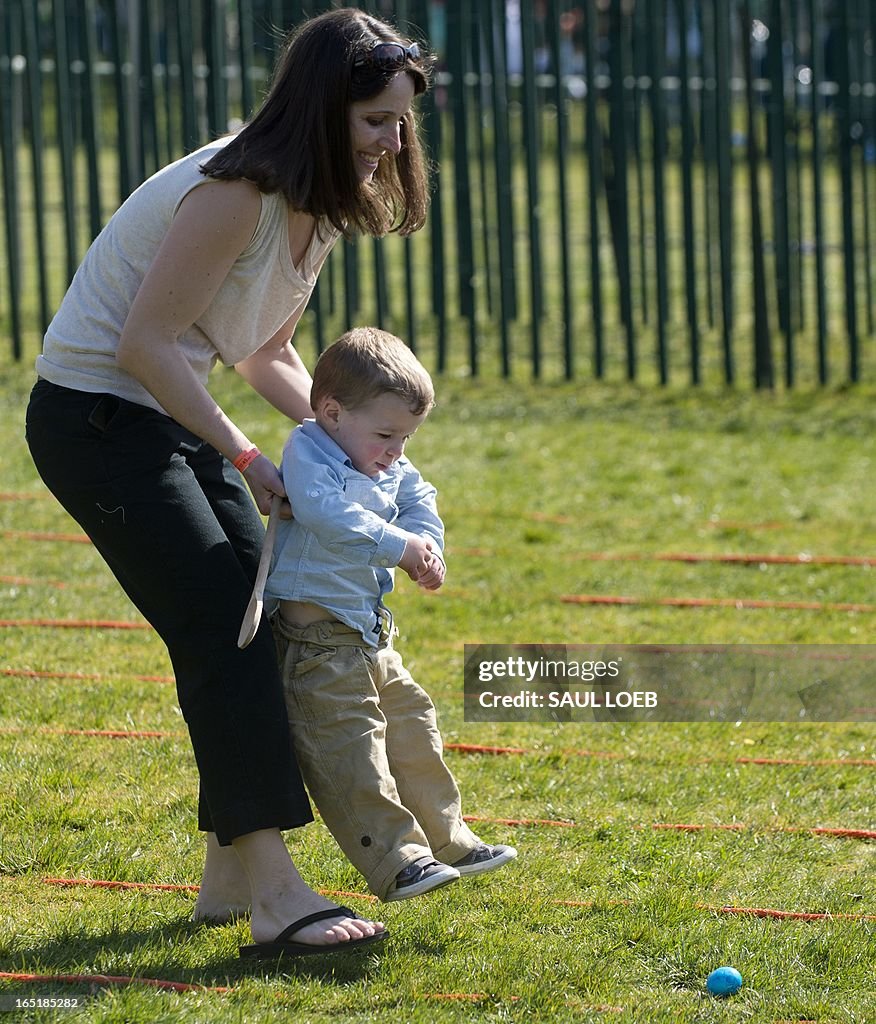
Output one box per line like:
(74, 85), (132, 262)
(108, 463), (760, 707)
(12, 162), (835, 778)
(264, 419), (445, 646)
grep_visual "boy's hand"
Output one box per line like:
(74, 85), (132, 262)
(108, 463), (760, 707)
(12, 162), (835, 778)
(415, 551), (445, 591)
(399, 535), (444, 589)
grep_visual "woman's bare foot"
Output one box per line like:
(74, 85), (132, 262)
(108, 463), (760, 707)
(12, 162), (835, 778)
(232, 828), (385, 946)
(192, 832), (252, 924)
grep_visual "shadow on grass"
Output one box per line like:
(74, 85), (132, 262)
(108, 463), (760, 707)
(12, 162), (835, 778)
(3, 914), (396, 990)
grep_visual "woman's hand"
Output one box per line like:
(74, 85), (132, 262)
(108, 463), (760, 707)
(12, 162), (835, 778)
(241, 455), (290, 517)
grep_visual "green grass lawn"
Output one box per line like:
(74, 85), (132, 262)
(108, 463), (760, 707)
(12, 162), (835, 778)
(1, 361), (874, 1022)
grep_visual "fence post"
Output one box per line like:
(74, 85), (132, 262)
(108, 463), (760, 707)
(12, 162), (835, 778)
(766, 0), (793, 386)
(546, 0), (574, 380)
(742, 0), (774, 389)
(835, 0), (859, 380)
(487, 0), (517, 377)
(22, 0), (51, 337)
(606, 0), (636, 380)
(646, 0), (670, 384)
(713, 0), (735, 384)
(583, 0), (605, 379)
(446, 0), (477, 375)
(673, 0), (701, 384)
(519, 0), (544, 377)
(0, 0), (22, 359)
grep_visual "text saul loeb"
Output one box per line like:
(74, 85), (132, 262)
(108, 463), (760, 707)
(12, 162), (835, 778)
(473, 654), (657, 709)
(477, 689), (658, 709)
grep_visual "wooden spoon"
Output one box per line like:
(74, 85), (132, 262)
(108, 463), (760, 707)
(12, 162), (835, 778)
(237, 493), (282, 649)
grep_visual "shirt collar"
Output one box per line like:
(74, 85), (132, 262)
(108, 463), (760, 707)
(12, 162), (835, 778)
(299, 418), (353, 468)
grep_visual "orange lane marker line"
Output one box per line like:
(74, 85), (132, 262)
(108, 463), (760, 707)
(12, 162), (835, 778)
(0, 619), (151, 629)
(44, 877), (200, 893)
(737, 756), (876, 767)
(561, 594), (876, 613)
(464, 814), (576, 829)
(0, 971), (231, 994)
(445, 742), (622, 759)
(649, 822), (876, 841)
(555, 898), (876, 922)
(1, 668), (174, 683)
(38, 879), (876, 924)
(0, 575), (69, 589)
(2, 727), (870, 771)
(2, 529), (91, 543)
(572, 551), (876, 566)
(0, 728), (180, 740)
(41, 877), (378, 902)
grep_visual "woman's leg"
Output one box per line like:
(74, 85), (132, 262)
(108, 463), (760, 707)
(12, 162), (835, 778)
(25, 383), (383, 941)
(192, 832), (251, 923)
(233, 829), (383, 945)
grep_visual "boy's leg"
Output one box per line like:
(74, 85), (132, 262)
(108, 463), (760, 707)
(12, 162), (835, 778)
(275, 619), (446, 900)
(376, 647), (483, 864)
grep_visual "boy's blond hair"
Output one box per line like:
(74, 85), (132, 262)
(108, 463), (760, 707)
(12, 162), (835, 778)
(311, 327), (434, 415)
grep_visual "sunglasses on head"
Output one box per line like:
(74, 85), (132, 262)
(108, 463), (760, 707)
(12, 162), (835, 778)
(353, 41), (421, 71)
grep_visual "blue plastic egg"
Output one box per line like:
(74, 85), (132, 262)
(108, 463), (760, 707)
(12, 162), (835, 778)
(706, 966), (743, 996)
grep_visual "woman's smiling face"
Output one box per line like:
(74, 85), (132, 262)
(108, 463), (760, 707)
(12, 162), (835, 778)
(348, 73), (416, 181)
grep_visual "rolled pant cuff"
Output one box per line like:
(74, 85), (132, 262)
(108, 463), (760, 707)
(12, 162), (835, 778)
(371, 842), (436, 900)
(431, 821), (483, 866)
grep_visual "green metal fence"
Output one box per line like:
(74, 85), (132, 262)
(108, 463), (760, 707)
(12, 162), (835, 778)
(1, 0), (874, 386)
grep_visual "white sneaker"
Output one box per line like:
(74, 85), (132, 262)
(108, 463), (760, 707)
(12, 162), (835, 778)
(451, 843), (518, 876)
(384, 856), (460, 902)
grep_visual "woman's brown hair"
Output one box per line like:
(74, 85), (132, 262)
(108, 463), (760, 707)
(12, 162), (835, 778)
(200, 7), (431, 238)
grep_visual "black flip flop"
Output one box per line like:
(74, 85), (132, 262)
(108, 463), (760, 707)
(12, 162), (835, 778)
(239, 905), (388, 960)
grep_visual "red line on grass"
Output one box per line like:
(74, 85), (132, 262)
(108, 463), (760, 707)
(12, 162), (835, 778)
(0, 727), (179, 739)
(560, 594), (876, 613)
(2, 668), (174, 683)
(0, 971), (230, 994)
(464, 814), (576, 828)
(555, 898), (876, 922)
(737, 756), (876, 767)
(44, 877), (200, 893)
(3, 727), (869, 772)
(573, 551), (876, 566)
(649, 822), (876, 841)
(2, 529), (90, 543)
(38, 878), (876, 926)
(703, 905), (876, 922)
(0, 493), (52, 501)
(2, 973), (624, 1012)
(444, 742), (531, 755)
(0, 618), (151, 630)
(0, 575), (69, 589)
(705, 520), (787, 530)
(41, 876), (379, 904)
(444, 742), (622, 760)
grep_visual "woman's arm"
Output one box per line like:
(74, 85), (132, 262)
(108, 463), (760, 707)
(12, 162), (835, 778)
(234, 320), (314, 424)
(116, 179), (282, 512)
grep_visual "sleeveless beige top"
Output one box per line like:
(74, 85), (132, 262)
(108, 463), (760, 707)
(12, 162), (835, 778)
(37, 137), (341, 414)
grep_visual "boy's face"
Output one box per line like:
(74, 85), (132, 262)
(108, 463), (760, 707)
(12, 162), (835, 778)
(317, 392), (428, 477)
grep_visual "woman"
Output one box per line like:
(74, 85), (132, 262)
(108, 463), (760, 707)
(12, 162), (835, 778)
(25, 8), (431, 958)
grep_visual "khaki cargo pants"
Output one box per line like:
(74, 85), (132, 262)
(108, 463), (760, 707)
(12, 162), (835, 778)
(273, 615), (481, 900)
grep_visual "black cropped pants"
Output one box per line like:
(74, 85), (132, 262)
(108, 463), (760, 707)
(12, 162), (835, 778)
(25, 379), (313, 844)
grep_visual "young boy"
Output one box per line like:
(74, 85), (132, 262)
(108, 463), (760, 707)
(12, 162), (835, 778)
(264, 327), (516, 902)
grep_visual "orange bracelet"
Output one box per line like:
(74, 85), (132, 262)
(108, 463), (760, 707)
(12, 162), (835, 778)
(232, 446), (261, 472)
